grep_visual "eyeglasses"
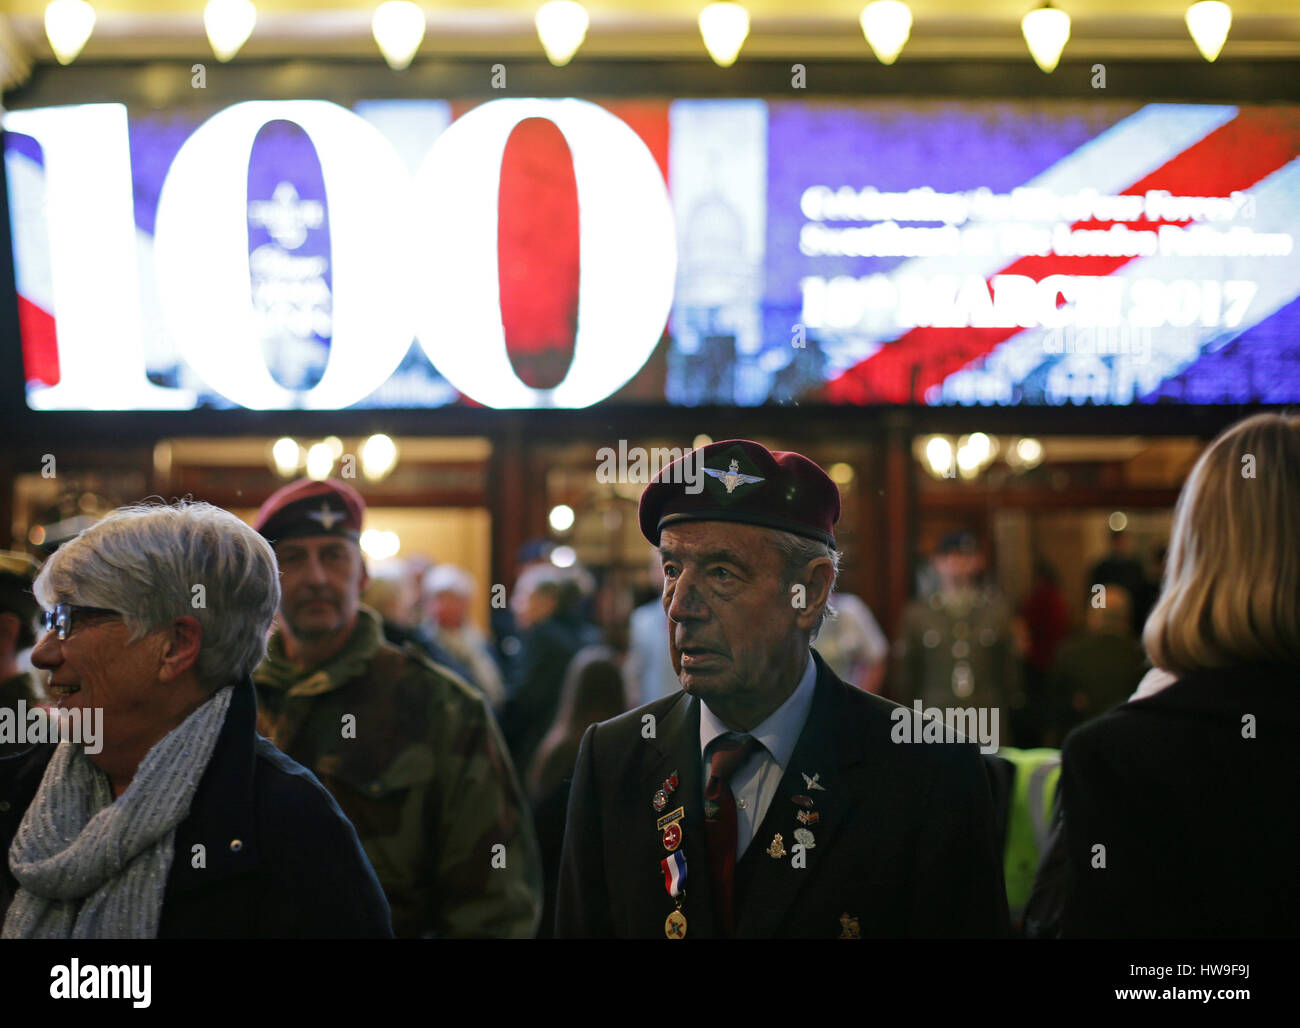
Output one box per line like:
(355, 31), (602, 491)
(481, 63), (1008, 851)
(41, 603), (122, 641)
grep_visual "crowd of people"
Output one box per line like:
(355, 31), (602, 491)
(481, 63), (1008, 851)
(0, 412), (1295, 938)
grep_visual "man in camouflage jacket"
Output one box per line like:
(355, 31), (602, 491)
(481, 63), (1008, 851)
(252, 478), (541, 938)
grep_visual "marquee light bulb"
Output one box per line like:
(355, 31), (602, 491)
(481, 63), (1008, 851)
(536, 2), (589, 67)
(204, 0), (257, 63)
(1185, 2), (1231, 63)
(699, 3), (749, 68)
(859, 2), (912, 66)
(1021, 2), (1070, 74)
(44, 0), (95, 66)
(372, 1), (426, 71)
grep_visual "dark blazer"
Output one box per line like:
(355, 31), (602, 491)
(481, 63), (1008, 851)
(0, 677), (393, 939)
(1031, 662), (1300, 938)
(556, 650), (1009, 938)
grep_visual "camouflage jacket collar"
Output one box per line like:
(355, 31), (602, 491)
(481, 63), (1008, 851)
(256, 606), (385, 698)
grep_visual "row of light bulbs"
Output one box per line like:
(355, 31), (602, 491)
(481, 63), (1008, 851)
(43, 1), (1238, 72)
(271, 434), (399, 481)
(920, 433), (1046, 480)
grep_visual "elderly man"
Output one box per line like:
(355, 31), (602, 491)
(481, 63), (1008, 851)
(556, 440), (1008, 938)
(0, 501), (391, 938)
(251, 478), (542, 938)
(421, 564), (506, 709)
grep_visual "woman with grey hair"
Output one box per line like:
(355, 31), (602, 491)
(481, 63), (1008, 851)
(0, 500), (392, 938)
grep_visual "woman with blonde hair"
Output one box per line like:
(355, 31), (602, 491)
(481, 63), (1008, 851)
(1031, 412), (1300, 937)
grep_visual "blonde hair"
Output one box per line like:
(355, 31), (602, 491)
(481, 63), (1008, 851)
(1143, 413), (1300, 674)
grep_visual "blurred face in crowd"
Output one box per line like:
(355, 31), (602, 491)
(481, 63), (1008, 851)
(275, 535), (367, 641)
(430, 590), (469, 631)
(934, 550), (982, 590)
(660, 522), (825, 727)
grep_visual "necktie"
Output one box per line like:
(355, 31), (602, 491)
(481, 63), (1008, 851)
(704, 733), (762, 938)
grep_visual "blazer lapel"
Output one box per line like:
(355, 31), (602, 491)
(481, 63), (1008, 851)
(736, 653), (857, 938)
(643, 692), (717, 939)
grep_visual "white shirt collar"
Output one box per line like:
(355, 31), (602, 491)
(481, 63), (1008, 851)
(699, 651), (818, 770)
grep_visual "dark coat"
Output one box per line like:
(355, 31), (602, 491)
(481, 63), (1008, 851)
(1029, 662), (1300, 938)
(0, 678), (393, 939)
(555, 651), (1010, 938)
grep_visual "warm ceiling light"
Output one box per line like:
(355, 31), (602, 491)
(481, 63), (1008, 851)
(1015, 437), (1044, 467)
(548, 504), (576, 532)
(1186, 1), (1231, 62)
(699, 3), (749, 68)
(536, 1), (589, 67)
(360, 529), (401, 560)
(361, 433), (399, 480)
(1021, 2), (1070, 73)
(859, 1), (912, 65)
(271, 437), (301, 477)
(550, 545), (577, 568)
(306, 442), (334, 481)
(924, 436), (954, 478)
(372, 1), (426, 71)
(44, 0), (95, 66)
(203, 0), (256, 62)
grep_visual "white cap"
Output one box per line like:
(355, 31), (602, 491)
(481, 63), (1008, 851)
(423, 564), (474, 598)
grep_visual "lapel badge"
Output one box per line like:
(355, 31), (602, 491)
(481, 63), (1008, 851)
(802, 772), (826, 792)
(791, 795), (815, 810)
(766, 832), (787, 859)
(657, 806), (685, 832)
(663, 772), (679, 795)
(838, 913), (861, 940)
(793, 827), (815, 850)
(653, 790), (668, 812)
(662, 822), (683, 852)
(796, 810), (819, 826)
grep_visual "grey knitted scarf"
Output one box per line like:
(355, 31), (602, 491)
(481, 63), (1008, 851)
(2, 685), (233, 939)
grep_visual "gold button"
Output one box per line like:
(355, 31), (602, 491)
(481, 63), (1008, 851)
(229, 839), (243, 852)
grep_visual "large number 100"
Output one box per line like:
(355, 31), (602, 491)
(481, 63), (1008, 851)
(5, 98), (677, 411)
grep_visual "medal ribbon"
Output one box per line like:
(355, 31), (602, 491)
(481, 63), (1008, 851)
(662, 851), (687, 899)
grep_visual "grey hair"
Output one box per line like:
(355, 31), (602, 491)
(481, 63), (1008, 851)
(768, 529), (840, 640)
(33, 499), (280, 691)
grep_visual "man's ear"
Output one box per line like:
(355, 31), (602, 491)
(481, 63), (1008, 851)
(794, 558), (835, 632)
(158, 615), (203, 683)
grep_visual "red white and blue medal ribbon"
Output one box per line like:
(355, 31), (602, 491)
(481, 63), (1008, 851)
(661, 850), (688, 898)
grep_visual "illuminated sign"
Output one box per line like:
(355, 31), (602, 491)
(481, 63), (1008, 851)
(5, 99), (676, 410)
(5, 98), (1299, 410)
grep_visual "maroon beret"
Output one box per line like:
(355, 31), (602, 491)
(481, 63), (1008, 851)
(253, 478), (365, 544)
(639, 439), (840, 549)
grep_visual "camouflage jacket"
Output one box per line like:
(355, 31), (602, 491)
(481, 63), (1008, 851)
(253, 607), (542, 938)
